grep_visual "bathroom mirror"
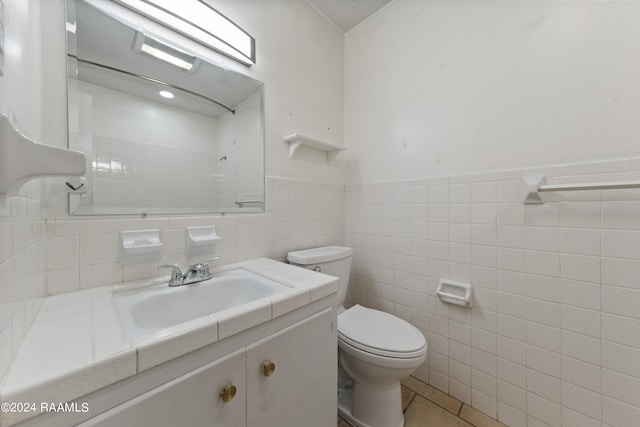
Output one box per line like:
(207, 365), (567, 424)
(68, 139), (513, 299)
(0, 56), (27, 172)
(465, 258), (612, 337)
(65, 0), (264, 215)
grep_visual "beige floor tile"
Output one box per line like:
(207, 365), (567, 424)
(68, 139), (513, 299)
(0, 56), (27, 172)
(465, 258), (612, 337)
(402, 385), (416, 411)
(402, 376), (463, 415)
(459, 405), (508, 427)
(404, 396), (474, 427)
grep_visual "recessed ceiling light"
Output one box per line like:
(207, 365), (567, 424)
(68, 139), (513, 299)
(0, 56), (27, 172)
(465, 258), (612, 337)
(159, 90), (174, 99)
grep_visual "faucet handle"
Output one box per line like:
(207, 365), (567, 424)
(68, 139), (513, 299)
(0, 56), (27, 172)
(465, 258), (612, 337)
(158, 264), (183, 282)
(202, 256), (221, 275)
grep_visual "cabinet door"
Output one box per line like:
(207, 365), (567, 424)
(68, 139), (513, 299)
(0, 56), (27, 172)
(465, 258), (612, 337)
(246, 308), (336, 427)
(80, 349), (246, 427)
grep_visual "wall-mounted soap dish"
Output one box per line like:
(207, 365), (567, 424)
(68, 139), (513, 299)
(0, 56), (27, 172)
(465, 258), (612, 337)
(186, 226), (221, 256)
(120, 229), (163, 265)
(436, 279), (472, 307)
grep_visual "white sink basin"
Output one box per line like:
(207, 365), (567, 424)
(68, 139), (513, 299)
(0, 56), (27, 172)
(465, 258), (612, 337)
(115, 268), (289, 340)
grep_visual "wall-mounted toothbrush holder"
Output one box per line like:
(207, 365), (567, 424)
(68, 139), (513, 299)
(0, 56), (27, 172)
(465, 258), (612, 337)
(436, 279), (472, 307)
(41, 176), (87, 201)
(0, 112), (86, 195)
(186, 226), (221, 256)
(120, 229), (163, 265)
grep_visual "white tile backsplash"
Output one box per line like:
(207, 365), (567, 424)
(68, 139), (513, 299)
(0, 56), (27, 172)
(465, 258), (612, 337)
(43, 177), (344, 294)
(0, 181), (46, 386)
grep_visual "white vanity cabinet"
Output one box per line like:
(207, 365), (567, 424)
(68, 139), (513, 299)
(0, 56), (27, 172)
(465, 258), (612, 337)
(81, 349), (247, 427)
(246, 308), (336, 426)
(78, 308), (335, 427)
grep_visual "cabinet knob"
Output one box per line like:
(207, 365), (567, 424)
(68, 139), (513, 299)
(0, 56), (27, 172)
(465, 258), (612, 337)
(219, 384), (237, 402)
(262, 360), (276, 377)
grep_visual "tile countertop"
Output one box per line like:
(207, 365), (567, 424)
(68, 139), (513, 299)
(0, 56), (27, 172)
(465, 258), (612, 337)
(0, 258), (338, 427)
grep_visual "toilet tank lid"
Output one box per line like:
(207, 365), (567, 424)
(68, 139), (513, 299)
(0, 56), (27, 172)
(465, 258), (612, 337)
(287, 246), (353, 265)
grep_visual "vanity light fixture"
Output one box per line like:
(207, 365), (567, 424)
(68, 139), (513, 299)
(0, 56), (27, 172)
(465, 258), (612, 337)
(134, 33), (198, 71)
(114, 0), (255, 66)
(158, 90), (174, 99)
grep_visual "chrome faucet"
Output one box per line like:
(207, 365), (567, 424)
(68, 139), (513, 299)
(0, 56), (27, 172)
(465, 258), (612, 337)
(158, 257), (220, 287)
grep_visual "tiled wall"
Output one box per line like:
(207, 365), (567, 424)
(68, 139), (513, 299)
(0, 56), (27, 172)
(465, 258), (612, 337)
(344, 157), (640, 427)
(46, 176), (344, 294)
(86, 136), (221, 210)
(0, 181), (47, 384)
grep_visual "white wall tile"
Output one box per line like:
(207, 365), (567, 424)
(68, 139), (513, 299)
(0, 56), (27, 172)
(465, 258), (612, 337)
(561, 254), (600, 283)
(562, 408), (601, 427)
(602, 368), (640, 408)
(560, 228), (600, 256)
(497, 225), (525, 249)
(471, 389), (497, 418)
(527, 369), (561, 403)
(561, 356), (601, 393)
(601, 258), (640, 289)
(603, 397), (640, 427)
(79, 233), (120, 266)
(497, 402), (527, 427)
(497, 203), (526, 226)
(527, 392), (562, 427)
(602, 313), (640, 348)
(526, 274), (560, 302)
(561, 330), (601, 365)
(560, 279), (600, 311)
(527, 321), (560, 353)
(561, 305), (600, 338)
(526, 227), (560, 252)
(526, 251), (560, 278)
(498, 335), (526, 365)
(472, 182), (497, 203)
(498, 358), (526, 388)
(472, 203), (497, 224)
(46, 236), (79, 270)
(602, 230), (640, 260)
(562, 382), (602, 420)
(47, 268), (79, 295)
(602, 340), (640, 378)
(527, 345), (561, 378)
(559, 202), (600, 228)
(601, 286), (640, 320)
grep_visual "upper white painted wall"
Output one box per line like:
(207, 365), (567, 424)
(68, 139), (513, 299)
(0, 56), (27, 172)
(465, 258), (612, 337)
(345, 0), (640, 184)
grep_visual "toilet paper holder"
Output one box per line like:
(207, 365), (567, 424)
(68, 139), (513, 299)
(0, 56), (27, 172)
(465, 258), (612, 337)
(436, 279), (472, 307)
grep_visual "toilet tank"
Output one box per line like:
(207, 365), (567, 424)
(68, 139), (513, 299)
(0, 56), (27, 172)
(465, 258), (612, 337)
(287, 246), (353, 307)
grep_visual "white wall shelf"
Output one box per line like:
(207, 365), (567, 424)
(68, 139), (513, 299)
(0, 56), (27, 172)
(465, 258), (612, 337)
(0, 112), (86, 194)
(283, 133), (345, 165)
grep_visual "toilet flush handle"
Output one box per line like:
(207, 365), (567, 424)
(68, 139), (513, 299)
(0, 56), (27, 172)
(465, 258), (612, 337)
(313, 266), (321, 272)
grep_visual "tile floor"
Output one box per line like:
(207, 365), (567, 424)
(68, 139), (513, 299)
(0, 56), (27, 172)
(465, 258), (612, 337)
(337, 376), (508, 427)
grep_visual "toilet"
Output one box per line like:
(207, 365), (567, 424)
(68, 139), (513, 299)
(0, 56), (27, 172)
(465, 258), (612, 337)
(287, 246), (427, 427)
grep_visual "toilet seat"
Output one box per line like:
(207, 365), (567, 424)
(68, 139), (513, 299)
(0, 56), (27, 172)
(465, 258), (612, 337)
(338, 305), (426, 359)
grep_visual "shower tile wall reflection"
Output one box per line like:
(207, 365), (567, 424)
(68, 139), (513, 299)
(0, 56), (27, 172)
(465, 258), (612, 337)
(86, 137), (223, 210)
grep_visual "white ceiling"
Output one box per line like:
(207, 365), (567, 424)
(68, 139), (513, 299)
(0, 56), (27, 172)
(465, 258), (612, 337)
(306, 0), (391, 32)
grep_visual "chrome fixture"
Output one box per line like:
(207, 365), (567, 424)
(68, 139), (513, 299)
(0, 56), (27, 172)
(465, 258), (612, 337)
(158, 257), (220, 286)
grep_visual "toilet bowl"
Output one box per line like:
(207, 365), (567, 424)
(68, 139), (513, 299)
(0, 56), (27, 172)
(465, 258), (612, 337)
(287, 246), (427, 427)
